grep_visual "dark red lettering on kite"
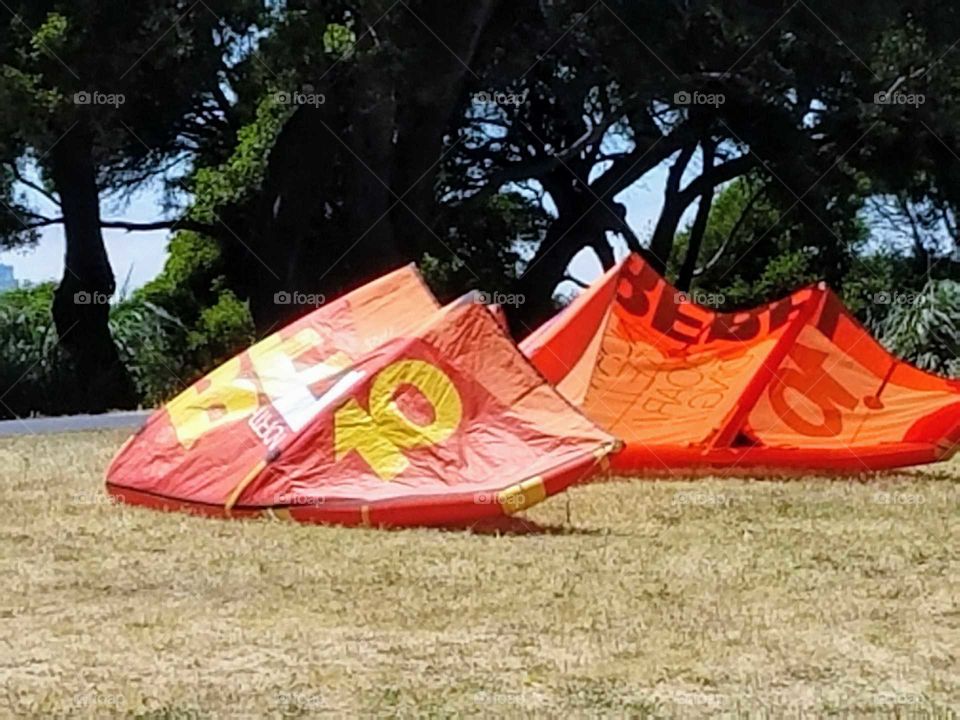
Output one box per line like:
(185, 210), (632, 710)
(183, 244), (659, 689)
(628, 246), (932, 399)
(768, 344), (858, 436)
(616, 256), (660, 317)
(707, 311), (761, 342)
(651, 290), (705, 342)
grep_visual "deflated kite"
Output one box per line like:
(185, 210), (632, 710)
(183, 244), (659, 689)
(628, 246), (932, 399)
(521, 254), (960, 472)
(107, 266), (618, 526)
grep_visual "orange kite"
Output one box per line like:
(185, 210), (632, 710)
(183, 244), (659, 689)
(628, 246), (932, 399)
(107, 266), (618, 526)
(521, 254), (960, 472)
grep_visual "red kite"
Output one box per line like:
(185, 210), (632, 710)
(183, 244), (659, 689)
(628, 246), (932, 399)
(107, 266), (617, 526)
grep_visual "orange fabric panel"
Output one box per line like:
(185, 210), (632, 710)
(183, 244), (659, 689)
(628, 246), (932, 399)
(526, 254), (813, 445)
(749, 292), (960, 450)
(519, 262), (621, 388)
(556, 302), (612, 406)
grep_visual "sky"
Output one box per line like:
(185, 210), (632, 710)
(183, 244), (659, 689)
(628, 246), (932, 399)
(0, 162), (681, 295)
(0, 180), (173, 294)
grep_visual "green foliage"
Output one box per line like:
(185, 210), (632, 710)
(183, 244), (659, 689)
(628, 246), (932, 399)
(0, 231), (255, 416)
(190, 292), (255, 375)
(188, 98), (292, 223)
(872, 280), (960, 377)
(671, 176), (867, 309)
(112, 288), (254, 406)
(0, 284), (81, 418)
(115, 231), (255, 405)
(837, 253), (908, 317)
(422, 191), (549, 300)
(323, 23), (356, 56)
(31, 12), (68, 52)
(110, 297), (188, 407)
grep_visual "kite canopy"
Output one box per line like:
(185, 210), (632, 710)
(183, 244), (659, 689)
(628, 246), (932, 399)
(521, 254), (960, 472)
(107, 265), (618, 527)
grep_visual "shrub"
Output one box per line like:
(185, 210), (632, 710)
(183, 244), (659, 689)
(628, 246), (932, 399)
(871, 279), (960, 377)
(0, 230), (256, 417)
(0, 283), (83, 418)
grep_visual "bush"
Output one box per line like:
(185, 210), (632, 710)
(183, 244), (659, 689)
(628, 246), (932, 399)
(0, 283), (83, 418)
(871, 279), (960, 377)
(0, 230), (255, 418)
(113, 231), (255, 406)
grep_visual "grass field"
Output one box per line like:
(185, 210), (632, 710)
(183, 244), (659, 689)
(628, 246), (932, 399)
(0, 430), (958, 718)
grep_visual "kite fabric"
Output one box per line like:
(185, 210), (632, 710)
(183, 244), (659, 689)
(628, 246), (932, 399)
(107, 265), (619, 527)
(521, 253), (960, 472)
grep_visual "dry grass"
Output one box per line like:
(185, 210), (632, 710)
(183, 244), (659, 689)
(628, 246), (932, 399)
(0, 430), (957, 718)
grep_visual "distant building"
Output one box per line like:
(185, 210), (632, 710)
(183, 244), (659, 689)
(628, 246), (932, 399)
(0, 264), (17, 293)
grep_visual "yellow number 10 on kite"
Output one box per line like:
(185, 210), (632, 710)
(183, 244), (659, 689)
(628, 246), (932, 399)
(334, 359), (462, 481)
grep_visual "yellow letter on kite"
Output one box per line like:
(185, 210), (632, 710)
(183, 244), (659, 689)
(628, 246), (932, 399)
(334, 360), (463, 480)
(166, 357), (259, 449)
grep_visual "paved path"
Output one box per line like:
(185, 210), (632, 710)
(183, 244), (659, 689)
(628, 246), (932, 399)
(0, 410), (151, 437)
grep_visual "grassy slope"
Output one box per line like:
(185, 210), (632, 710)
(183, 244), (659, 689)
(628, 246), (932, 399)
(0, 430), (957, 718)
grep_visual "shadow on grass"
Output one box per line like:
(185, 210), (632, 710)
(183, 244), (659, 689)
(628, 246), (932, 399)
(459, 516), (608, 536)
(601, 462), (960, 484)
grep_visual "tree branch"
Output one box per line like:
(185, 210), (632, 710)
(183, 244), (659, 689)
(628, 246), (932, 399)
(697, 179), (767, 276)
(676, 153), (756, 207)
(2, 161), (62, 207)
(678, 139), (716, 290)
(99, 218), (218, 234)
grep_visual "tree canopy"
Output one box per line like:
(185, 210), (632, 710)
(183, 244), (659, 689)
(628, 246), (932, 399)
(0, 0), (958, 415)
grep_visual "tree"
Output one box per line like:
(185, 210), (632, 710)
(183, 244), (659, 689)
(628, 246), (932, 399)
(0, 0), (259, 410)
(181, 0), (540, 332)
(668, 174), (866, 308)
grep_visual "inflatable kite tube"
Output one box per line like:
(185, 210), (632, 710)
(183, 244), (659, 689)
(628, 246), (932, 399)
(522, 253), (960, 473)
(105, 266), (620, 528)
(608, 441), (953, 474)
(106, 448), (614, 528)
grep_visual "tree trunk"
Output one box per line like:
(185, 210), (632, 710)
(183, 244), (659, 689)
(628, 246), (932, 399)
(390, 0), (505, 263)
(49, 127), (136, 412)
(678, 141), (716, 291)
(648, 144), (695, 274)
(510, 205), (605, 336)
